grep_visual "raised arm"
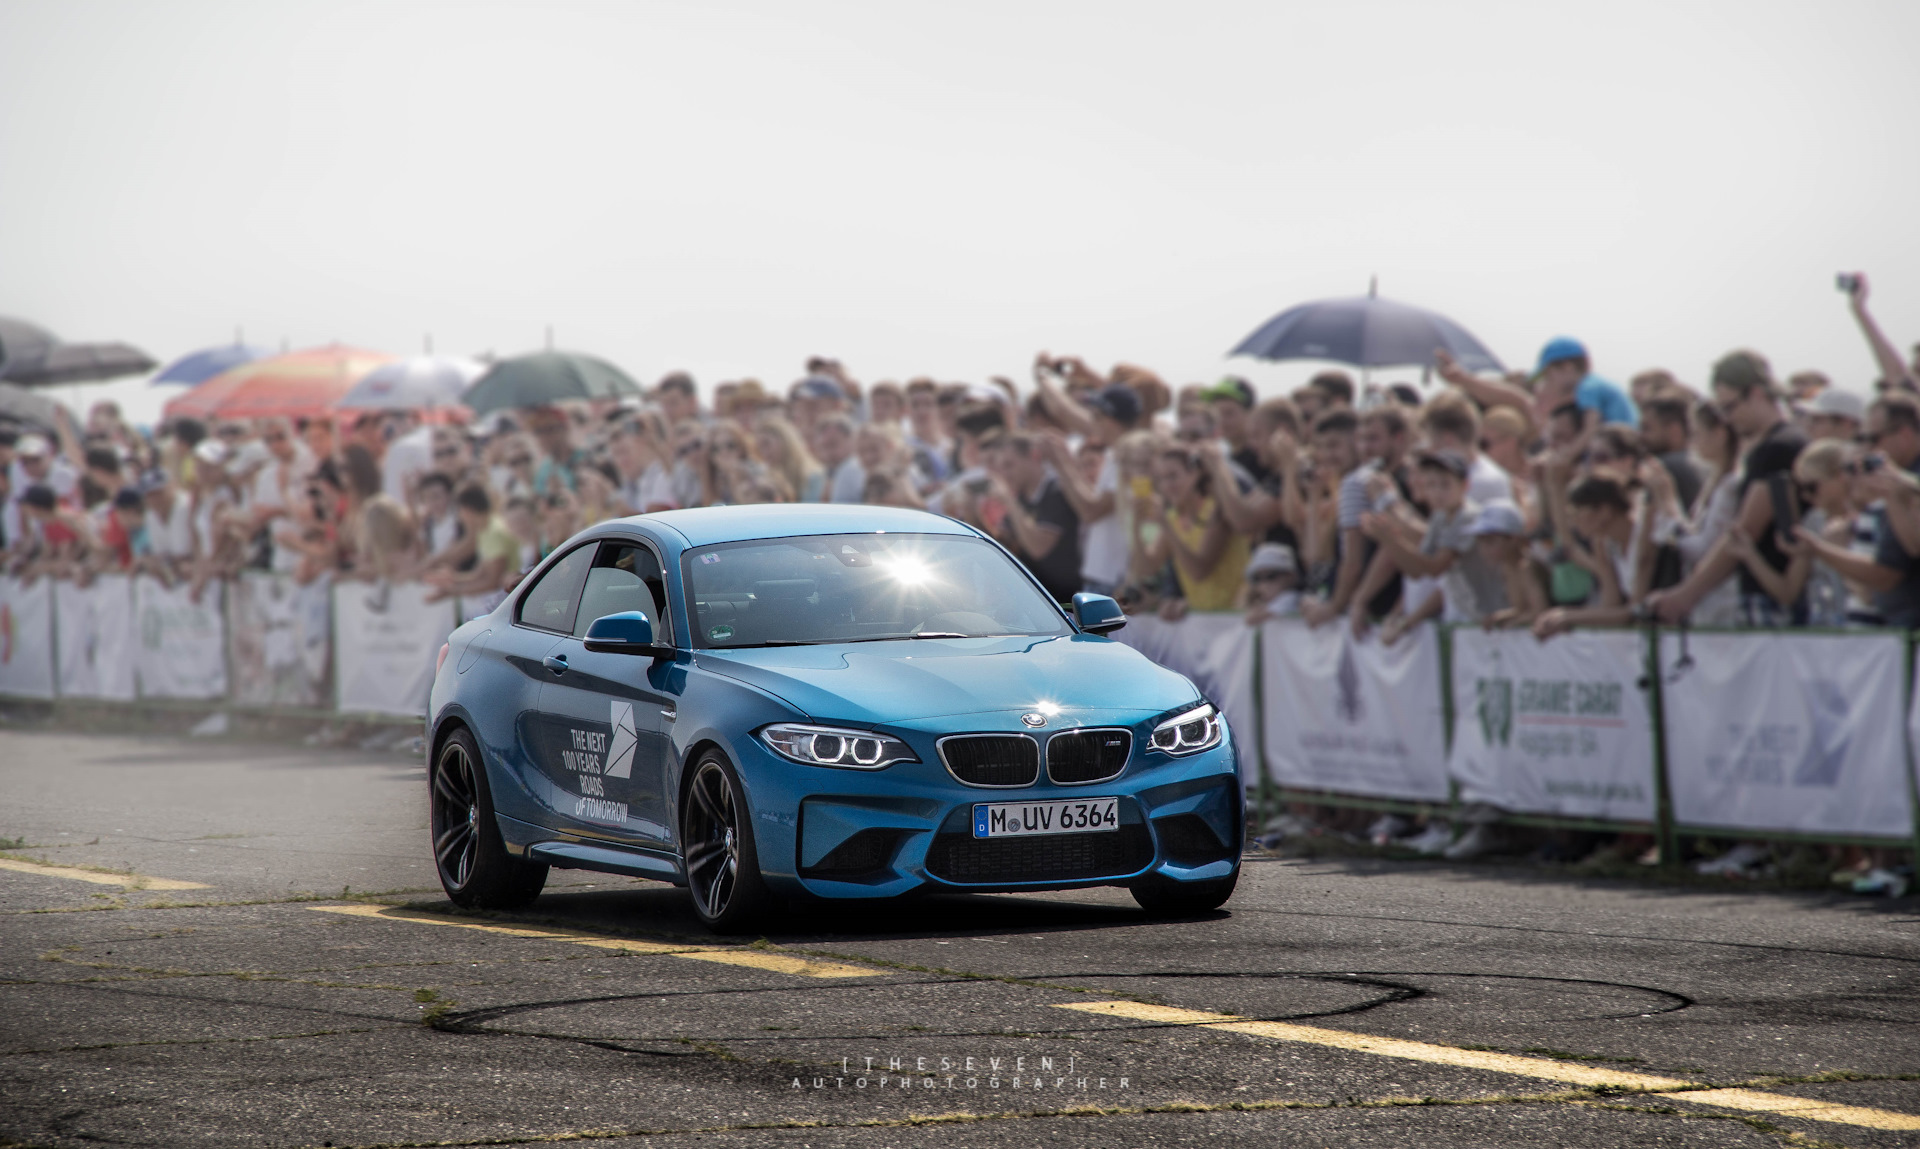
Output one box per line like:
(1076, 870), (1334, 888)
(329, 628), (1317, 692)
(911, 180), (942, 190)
(1031, 354), (1099, 439)
(1435, 349), (1538, 435)
(1847, 274), (1917, 391)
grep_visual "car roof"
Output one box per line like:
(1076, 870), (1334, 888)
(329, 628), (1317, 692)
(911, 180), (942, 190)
(614, 503), (979, 549)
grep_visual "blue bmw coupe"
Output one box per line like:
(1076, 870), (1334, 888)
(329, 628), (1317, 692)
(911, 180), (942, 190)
(426, 504), (1242, 931)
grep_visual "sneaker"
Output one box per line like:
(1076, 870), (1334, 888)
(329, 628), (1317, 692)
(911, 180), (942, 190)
(1694, 842), (1770, 877)
(1443, 823), (1500, 861)
(1366, 814), (1410, 846)
(1852, 869), (1911, 898)
(1262, 813), (1319, 838)
(1397, 823), (1454, 855)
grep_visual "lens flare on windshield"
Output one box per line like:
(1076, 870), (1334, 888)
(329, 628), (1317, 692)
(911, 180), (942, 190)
(880, 552), (937, 586)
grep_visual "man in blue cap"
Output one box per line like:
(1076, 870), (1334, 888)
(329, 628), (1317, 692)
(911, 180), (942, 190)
(1533, 337), (1637, 457)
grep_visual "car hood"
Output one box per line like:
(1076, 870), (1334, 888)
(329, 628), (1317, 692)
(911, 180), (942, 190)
(693, 634), (1198, 724)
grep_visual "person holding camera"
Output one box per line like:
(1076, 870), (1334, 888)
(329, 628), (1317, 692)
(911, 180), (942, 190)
(1650, 351), (1808, 627)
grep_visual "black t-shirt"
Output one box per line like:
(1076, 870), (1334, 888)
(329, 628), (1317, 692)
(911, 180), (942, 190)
(1870, 504), (1920, 627)
(1014, 474), (1082, 602)
(1254, 471), (1300, 553)
(1658, 450), (1704, 515)
(1735, 421), (1808, 598)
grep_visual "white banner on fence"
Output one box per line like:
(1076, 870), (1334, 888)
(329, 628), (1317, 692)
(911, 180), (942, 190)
(1113, 611), (1245, 701)
(1661, 631), (1911, 839)
(1259, 618), (1449, 802)
(229, 573), (331, 709)
(1202, 622), (1263, 785)
(54, 575), (136, 701)
(134, 577), (228, 699)
(1448, 629), (1655, 822)
(0, 576), (57, 699)
(333, 581), (456, 717)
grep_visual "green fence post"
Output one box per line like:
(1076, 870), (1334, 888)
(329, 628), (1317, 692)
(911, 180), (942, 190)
(1251, 623), (1275, 834)
(1906, 633), (1920, 866)
(1645, 623), (1679, 868)
(1439, 623), (1460, 821)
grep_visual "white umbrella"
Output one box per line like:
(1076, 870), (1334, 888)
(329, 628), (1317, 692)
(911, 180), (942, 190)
(335, 355), (484, 411)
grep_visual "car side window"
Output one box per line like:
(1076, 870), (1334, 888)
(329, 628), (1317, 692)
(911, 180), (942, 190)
(516, 544), (596, 634)
(575, 542), (671, 642)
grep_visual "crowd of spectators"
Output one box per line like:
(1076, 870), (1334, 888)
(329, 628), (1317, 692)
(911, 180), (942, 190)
(6, 277), (1920, 639)
(2, 277), (1917, 886)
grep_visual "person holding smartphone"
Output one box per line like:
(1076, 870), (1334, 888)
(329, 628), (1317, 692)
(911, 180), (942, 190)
(1651, 351), (1809, 627)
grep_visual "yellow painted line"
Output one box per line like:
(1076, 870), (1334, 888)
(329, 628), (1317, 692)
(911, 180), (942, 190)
(1677, 1089), (1920, 1131)
(0, 855), (207, 890)
(675, 948), (882, 978)
(308, 904), (881, 977)
(1055, 1001), (1920, 1132)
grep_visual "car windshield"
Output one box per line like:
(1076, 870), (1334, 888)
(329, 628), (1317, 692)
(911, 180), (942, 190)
(683, 533), (1071, 649)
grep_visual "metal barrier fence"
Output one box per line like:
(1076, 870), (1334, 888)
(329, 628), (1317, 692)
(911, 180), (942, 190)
(0, 573), (475, 721)
(1115, 613), (1920, 860)
(3, 573), (1917, 858)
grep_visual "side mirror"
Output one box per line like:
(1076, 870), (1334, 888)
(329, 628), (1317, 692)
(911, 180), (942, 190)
(583, 611), (674, 658)
(1071, 592), (1127, 635)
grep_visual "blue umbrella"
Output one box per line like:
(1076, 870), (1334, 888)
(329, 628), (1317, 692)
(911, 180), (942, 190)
(1230, 287), (1503, 374)
(152, 343), (270, 385)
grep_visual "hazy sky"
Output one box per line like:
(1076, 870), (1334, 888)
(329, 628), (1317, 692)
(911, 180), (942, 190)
(4, 1), (1918, 399)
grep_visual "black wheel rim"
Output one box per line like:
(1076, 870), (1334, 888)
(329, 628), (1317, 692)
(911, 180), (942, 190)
(432, 741), (480, 890)
(684, 761), (740, 919)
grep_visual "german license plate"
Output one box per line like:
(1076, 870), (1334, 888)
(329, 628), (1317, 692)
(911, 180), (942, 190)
(973, 797), (1119, 839)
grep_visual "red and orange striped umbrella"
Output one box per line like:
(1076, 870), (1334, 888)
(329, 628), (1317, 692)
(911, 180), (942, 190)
(164, 345), (395, 423)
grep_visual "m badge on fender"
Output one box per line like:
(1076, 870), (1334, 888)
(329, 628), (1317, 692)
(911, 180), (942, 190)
(606, 700), (637, 779)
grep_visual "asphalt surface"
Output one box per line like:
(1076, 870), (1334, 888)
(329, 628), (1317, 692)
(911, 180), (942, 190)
(1, 728), (1917, 1149)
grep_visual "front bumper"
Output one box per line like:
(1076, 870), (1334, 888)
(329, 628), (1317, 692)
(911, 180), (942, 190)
(734, 711), (1243, 900)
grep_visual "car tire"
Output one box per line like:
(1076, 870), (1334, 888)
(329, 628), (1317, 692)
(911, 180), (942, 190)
(681, 751), (773, 934)
(430, 726), (548, 909)
(1129, 867), (1239, 917)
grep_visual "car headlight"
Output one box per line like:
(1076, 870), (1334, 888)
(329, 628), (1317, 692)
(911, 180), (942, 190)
(1148, 703), (1223, 756)
(758, 723), (918, 769)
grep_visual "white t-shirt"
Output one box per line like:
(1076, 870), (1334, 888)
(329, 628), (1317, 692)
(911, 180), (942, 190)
(1467, 454), (1513, 506)
(382, 426), (433, 502)
(621, 462), (677, 514)
(424, 511), (462, 556)
(827, 456), (867, 504)
(1079, 452), (1127, 588)
(147, 495), (195, 560)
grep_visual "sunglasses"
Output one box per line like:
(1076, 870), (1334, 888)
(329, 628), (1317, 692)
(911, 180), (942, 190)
(508, 455), (534, 467)
(432, 447), (461, 459)
(1249, 570), (1292, 582)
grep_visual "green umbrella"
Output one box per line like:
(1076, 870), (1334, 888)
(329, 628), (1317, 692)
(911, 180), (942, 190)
(461, 350), (642, 414)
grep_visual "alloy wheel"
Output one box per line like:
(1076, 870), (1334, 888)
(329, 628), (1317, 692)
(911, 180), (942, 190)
(432, 740), (480, 890)
(684, 760), (741, 919)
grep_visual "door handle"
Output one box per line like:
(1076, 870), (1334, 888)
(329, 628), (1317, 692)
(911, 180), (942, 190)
(543, 653), (569, 675)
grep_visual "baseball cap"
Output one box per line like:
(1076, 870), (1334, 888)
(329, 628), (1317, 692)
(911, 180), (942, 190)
(112, 487), (144, 511)
(137, 468), (171, 494)
(1200, 376), (1255, 408)
(16, 434), (51, 458)
(1467, 499), (1526, 537)
(792, 375), (845, 401)
(1533, 336), (1588, 377)
(193, 439), (230, 466)
(1084, 383), (1142, 426)
(1809, 388), (1865, 422)
(21, 484), (57, 511)
(1245, 542), (1297, 577)
(1414, 447), (1470, 479)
